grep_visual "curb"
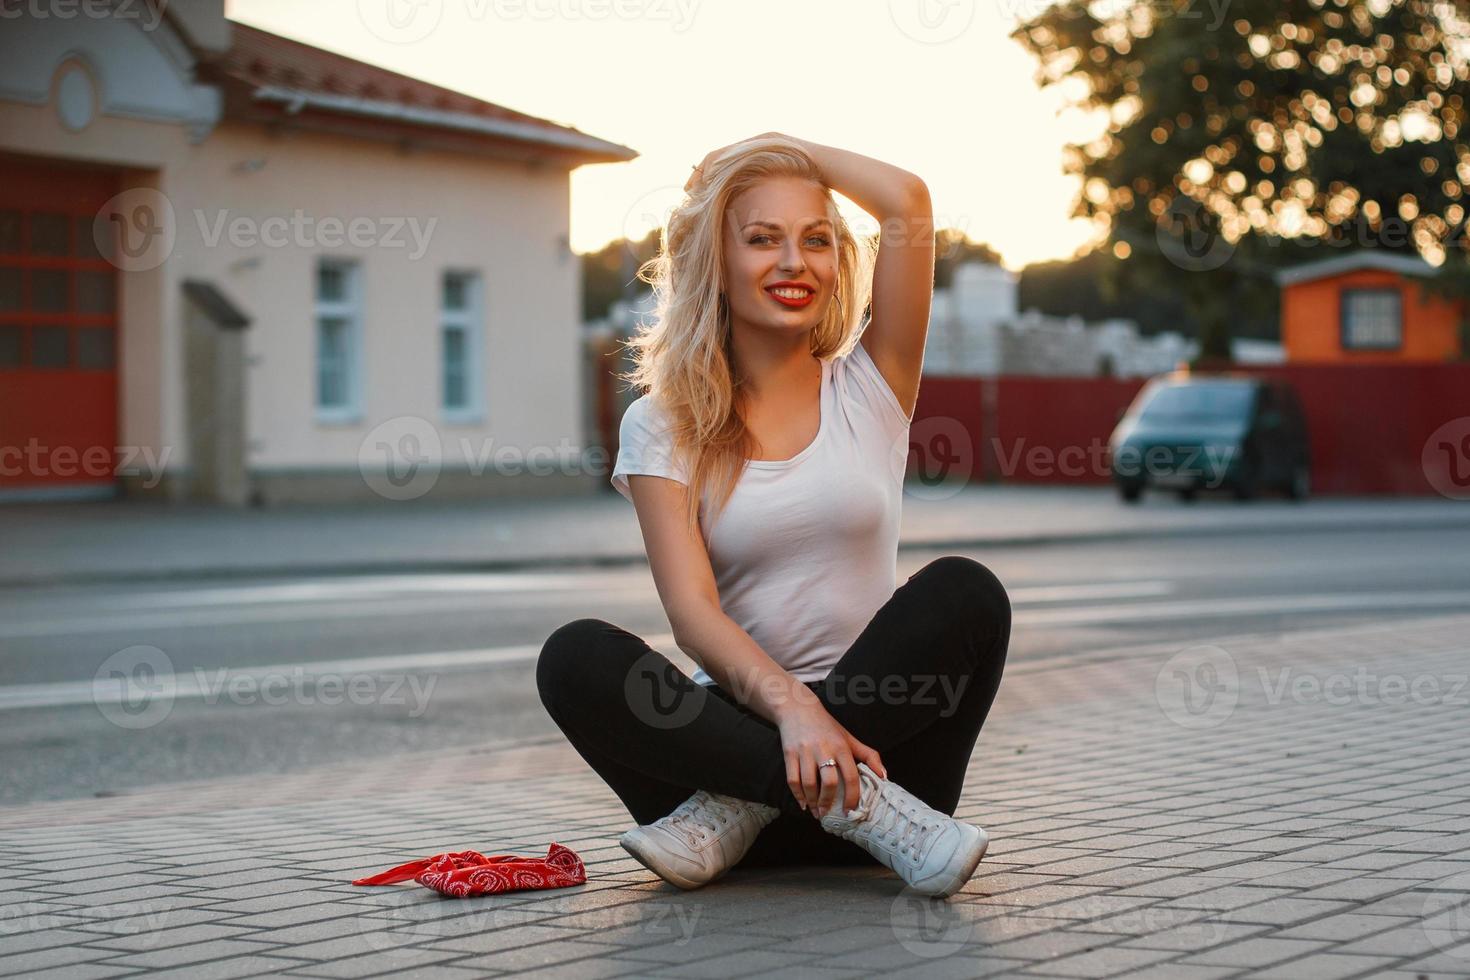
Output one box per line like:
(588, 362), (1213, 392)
(3, 513), (1465, 590)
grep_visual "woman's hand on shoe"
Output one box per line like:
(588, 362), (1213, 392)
(777, 703), (886, 819)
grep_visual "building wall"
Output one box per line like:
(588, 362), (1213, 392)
(921, 261), (1214, 378)
(1282, 269), (1463, 363)
(176, 123), (579, 481)
(0, 16), (584, 501)
(0, 76), (200, 492)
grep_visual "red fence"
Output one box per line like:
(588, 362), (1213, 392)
(1253, 364), (1470, 494)
(909, 364), (1470, 496)
(989, 377), (1146, 486)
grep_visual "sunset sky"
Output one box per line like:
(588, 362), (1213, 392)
(227, 0), (1104, 270)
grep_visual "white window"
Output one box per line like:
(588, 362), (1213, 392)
(1341, 288), (1402, 351)
(441, 270), (484, 421)
(315, 259), (362, 421)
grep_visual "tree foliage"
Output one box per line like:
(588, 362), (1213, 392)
(581, 231), (660, 322)
(1012, 0), (1470, 359)
(934, 230), (1005, 288)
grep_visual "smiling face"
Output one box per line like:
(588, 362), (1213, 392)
(721, 176), (838, 337)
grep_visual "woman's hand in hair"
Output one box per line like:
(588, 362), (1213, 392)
(776, 700), (886, 820)
(685, 132), (801, 192)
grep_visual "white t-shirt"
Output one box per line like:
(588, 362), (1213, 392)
(611, 337), (912, 686)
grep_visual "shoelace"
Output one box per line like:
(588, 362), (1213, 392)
(857, 776), (941, 864)
(662, 794), (736, 849)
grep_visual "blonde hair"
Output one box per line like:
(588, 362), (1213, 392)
(618, 136), (878, 538)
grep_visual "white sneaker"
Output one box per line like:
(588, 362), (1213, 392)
(819, 762), (988, 898)
(619, 790), (780, 890)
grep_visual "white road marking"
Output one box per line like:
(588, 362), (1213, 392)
(1007, 581), (1175, 603)
(0, 635), (681, 711)
(0, 589), (652, 638)
(4, 589), (1470, 713)
(1015, 591), (1470, 625)
(0, 579), (1174, 638)
(33, 572), (647, 609)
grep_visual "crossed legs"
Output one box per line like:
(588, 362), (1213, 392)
(536, 556), (1012, 868)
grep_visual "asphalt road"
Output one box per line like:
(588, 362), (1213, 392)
(2, 525), (1467, 805)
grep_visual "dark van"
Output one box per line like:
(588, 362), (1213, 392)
(1108, 373), (1311, 503)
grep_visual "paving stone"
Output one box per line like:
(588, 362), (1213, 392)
(4, 615), (1470, 977)
(762, 925), (897, 956)
(483, 957), (651, 979)
(1298, 877), (1423, 902)
(823, 939), (985, 970)
(1110, 966), (1236, 980)
(1335, 923), (1453, 957)
(1250, 952), (1402, 979)
(94, 937), (286, 969)
(1116, 918), (1267, 951)
(1395, 942), (1470, 974)
(1226, 896), (1357, 925)
(1181, 936), (1330, 968)
(5, 965), (141, 980)
(0, 927), (113, 955)
(0, 944), (122, 974)
(141, 954), (319, 980)
(883, 956), (1027, 979)
(976, 927), (1110, 961)
(423, 938), (626, 971)
(83, 921), (261, 952)
(630, 947), (820, 977)
(1273, 912), (1416, 942)
(1110, 878), (1223, 899)
(147, 892), (330, 917)
(280, 948), (466, 978)
(1021, 943), (1178, 977)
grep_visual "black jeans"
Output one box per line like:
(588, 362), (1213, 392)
(536, 556), (1011, 868)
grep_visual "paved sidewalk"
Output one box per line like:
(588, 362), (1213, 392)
(3, 614), (1469, 978)
(1, 486), (1465, 587)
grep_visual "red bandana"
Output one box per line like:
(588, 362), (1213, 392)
(352, 842), (586, 898)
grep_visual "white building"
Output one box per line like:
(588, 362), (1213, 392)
(0, 2), (635, 504)
(923, 261), (1281, 377)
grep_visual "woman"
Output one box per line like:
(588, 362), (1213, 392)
(537, 133), (1010, 899)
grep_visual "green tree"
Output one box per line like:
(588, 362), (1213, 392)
(933, 230), (1005, 288)
(1011, 0), (1470, 362)
(580, 230), (660, 322)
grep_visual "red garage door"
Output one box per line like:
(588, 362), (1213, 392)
(0, 156), (121, 499)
